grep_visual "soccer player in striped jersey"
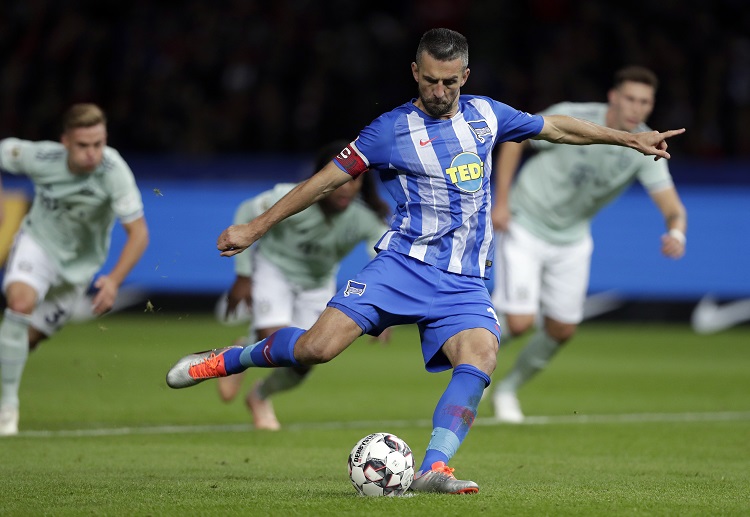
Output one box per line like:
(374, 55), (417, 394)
(0, 103), (149, 436)
(167, 29), (684, 493)
(215, 140), (390, 430)
(490, 66), (687, 423)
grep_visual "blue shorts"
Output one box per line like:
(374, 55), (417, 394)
(328, 250), (501, 372)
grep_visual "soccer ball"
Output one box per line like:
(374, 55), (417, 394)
(348, 432), (415, 496)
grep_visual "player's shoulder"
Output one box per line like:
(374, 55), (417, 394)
(22, 139), (67, 162)
(244, 182), (296, 207)
(270, 182), (297, 195)
(345, 198), (377, 217)
(460, 93), (495, 104)
(341, 199), (387, 229)
(541, 101), (606, 119)
(374, 101), (417, 123)
(254, 182), (297, 208)
(460, 94), (507, 110)
(98, 146), (133, 174)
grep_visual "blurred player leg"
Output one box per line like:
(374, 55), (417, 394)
(245, 366), (312, 431)
(494, 233), (591, 422)
(0, 309), (32, 436)
(243, 263), (330, 429)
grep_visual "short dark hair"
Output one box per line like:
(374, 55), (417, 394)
(614, 66), (659, 91)
(416, 28), (469, 68)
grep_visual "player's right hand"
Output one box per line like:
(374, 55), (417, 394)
(226, 276), (252, 319)
(491, 204), (511, 232)
(217, 224), (258, 257)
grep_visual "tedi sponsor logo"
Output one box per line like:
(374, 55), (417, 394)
(445, 152), (484, 193)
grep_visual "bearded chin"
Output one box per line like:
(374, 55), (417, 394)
(424, 100), (451, 118)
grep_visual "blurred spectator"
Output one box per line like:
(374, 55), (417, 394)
(1, 0), (747, 158)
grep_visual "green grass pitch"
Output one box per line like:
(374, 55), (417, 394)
(1, 313), (748, 516)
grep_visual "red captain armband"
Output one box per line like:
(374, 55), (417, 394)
(334, 143), (368, 179)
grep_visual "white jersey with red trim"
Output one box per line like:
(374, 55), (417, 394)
(334, 95), (543, 279)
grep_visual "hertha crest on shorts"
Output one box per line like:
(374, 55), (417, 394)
(344, 280), (366, 297)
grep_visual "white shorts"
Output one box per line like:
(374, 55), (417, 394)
(2, 231), (88, 336)
(492, 222), (593, 324)
(251, 253), (335, 330)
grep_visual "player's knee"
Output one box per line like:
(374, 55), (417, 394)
(463, 337), (498, 374)
(479, 341), (498, 373)
(545, 320), (577, 343)
(506, 314), (534, 336)
(294, 335), (336, 364)
(6, 298), (35, 316)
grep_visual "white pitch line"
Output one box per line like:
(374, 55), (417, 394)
(13, 411), (750, 438)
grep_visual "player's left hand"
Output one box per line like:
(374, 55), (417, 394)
(91, 275), (118, 315)
(634, 128), (686, 161)
(661, 231), (686, 259)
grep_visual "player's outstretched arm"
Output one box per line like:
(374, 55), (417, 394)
(217, 162), (353, 257)
(92, 216), (149, 315)
(650, 187), (687, 259)
(537, 115), (686, 160)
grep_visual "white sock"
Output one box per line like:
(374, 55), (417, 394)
(0, 309), (32, 409)
(497, 329), (560, 394)
(257, 367), (312, 399)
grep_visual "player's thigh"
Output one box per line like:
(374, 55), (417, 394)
(293, 279), (336, 329)
(421, 272), (501, 373)
(540, 235), (593, 324)
(31, 282), (87, 337)
(2, 231), (58, 302)
(492, 224), (544, 315)
(297, 307), (364, 362)
(251, 254), (295, 329)
(327, 251), (429, 336)
(441, 327), (499, 375)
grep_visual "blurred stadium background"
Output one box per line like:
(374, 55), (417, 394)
(1, 5), (749, 513)
(1, 0), (748, 327)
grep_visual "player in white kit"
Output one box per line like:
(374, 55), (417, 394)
(490, 66), (688, 422)
(216, 141), (389, 430)
(0, 103), (149, 435)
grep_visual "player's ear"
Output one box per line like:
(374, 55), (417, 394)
(411, 62), (419, 83)
(461, 67), (470, 86)
(607, 88), (617, 104)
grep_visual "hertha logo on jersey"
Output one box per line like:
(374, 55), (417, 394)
(445, 152), (484, 193)
(467, 120), (492, 143)
(344, 280), (366, 297)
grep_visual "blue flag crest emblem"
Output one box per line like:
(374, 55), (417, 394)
(344, 280), (367, 297)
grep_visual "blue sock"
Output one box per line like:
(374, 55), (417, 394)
(226, 327), (305, 369)
(419, 364), (491, 473)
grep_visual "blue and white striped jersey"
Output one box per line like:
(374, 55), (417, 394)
(334, 95), (543, 279)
